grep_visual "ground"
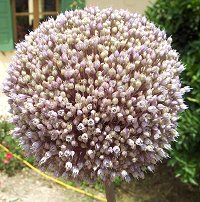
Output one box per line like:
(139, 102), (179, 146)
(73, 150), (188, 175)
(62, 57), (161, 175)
(0, 168), (103, 202)
(0, 163), (199, 202)
(116, 164), (200, 202)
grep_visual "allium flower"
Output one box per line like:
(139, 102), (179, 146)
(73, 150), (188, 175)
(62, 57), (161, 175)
(3, 7), (190, 182)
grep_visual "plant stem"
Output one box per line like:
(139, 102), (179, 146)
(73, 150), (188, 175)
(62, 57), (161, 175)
(104, 181), (116, 202)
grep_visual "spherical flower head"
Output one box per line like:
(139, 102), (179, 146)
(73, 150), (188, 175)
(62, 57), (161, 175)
(3, 7), (190, 182)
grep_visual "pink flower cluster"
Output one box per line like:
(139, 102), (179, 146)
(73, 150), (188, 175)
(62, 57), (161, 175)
(3, 153), (13, 165)
(3, 7), (189, 182)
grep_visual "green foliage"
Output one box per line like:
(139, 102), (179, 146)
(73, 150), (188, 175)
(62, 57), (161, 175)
(0, 121), (33, 176)
(93, 179), (105, 192)
(145, 0), (200, 54)
(69, 0), (85, 10)
(146, 0), (200, 186)
(92, 177), (123, 192)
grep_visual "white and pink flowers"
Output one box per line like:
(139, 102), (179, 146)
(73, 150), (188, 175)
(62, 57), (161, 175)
(3, 7), (189, 182)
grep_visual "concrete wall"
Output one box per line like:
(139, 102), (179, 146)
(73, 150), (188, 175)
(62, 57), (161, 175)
(0, 52), (13, 87)
(0, 52), (13, 120)
(86, 0), (154, 14)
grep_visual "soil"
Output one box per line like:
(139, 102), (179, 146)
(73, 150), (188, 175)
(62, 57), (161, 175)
(0, 163), (200, 202)
(116, 164), (200, 202)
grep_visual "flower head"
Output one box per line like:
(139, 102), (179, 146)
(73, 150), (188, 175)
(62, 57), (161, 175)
(6, 153), (13, 160)
(3, 160), (9, 165)
(3, 7), (189, 182)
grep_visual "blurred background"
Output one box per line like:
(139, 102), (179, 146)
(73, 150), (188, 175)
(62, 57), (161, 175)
(0, 0), (200, 202)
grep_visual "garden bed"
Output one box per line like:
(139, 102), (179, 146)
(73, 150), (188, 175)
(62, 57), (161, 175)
(0, 164), (199, 202)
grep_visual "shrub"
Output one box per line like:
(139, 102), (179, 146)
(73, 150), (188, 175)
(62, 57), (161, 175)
(146, 0), (200, 186)
(0, 121), (33, 176)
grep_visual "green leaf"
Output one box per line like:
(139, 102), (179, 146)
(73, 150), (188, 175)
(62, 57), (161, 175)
(187, 97), (200, 104)
(188, 177), (199, 186)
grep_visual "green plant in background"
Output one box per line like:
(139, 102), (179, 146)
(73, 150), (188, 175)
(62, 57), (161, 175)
(146, 0), (200, 186)
(60, 0), (85, 12)
(0, 121), (33, 176)
(69, 0), (85, 10)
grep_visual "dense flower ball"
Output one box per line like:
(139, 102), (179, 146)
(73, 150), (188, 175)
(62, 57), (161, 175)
(3, 7), (190, 182)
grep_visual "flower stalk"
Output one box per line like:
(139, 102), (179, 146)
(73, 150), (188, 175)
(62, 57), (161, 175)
(104, 181), (116, 202)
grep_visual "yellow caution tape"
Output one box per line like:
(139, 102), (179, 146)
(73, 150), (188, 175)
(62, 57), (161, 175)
(0, 143), (107, 202)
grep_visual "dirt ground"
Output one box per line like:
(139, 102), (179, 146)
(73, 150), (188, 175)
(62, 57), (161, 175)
(116, 164), (200, 202)
(0, 163), (200, 202)
(0, 168), (104, 202)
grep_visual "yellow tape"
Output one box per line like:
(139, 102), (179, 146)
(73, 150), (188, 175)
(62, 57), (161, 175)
(0, 143), (107, 202)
